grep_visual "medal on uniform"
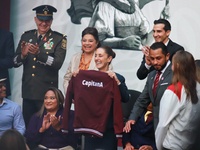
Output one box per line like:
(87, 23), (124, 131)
(44, 38), (54, 49)
(43, 36), (47, 42)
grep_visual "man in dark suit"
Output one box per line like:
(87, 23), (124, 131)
(0, 29), (14, 96)
(13, 5), (67, 126)
(124, 42), (172, 134)
(123, 103), (156, 150)
(137, 19), (184, 80)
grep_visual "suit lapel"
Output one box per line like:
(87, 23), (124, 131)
(149, 71), (156, 101)
(150, 63), (172, 102)
(155, 63), (172, 96)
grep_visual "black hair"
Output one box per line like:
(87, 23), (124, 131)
(0, 129), (27, 150)
(100, 46), (116, 59)
(150, 42), (168, 56)
(154, 19), (171, 31)
(82, 27), (101, 47)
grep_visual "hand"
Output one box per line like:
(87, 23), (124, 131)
(28, 43), (40, 55)
(39, 113), (51, 133)
(107, 71), (121, 85)
(72, 69), (79, 77)
(142, 46), (151, 66)
(124, 142), (134, 150)
(139, 145), (153, 150)
(121, 35), (141, 50)
(123, 120), (135, 133)
(50, 115), (61, 131)
(21, 41), (29, 58)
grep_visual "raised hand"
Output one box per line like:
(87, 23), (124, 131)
(50, 115), (62, 131)
(39, 113), (51, 133)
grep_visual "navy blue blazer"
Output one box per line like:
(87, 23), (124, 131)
(0, 29), (14, 96)
(116, 73), (130, 103)
(123, 111), (156, 150)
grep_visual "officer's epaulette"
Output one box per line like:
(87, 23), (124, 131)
(23, 29), (37, 34)
(53, 31), (67, 37)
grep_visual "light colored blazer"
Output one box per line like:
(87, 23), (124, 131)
(63, 52), (97, 94)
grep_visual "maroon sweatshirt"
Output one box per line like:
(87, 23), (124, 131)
(62, 70), (124, 137)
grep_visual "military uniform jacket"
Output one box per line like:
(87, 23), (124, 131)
(14, 29), (67, 100)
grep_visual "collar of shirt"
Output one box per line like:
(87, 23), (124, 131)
(164, 39), (170, 46)
(37, 32), (45, 38)
(0, 98), (7, 107)
(159, 60), (171, 79)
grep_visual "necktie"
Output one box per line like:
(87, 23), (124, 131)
(37, 35), (42, 44)
(152, 71), (161, 97)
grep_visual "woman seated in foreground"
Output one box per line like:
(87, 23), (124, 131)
(25, 87), (77, 150)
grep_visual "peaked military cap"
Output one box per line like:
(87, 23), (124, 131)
(32, 5), (57, 20)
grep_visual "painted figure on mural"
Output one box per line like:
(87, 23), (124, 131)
(67, 0), (169, 50)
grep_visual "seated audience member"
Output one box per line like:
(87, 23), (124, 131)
(0, 129), (29, 150)
(123, 103), (156, 150)
(25, 87), (77, 150)
(62, 46), (129, 150)
(0, 77), (25, 137)
(156, 51), (200, 150)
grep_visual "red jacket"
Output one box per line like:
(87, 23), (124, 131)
(62, 70), (124, 137)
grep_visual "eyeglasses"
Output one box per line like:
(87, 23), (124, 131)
(0, 83), (6, 88)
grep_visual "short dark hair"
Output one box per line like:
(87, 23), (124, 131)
(82, 27), (101, 47)
(0, 129), (27, 150)
(150, 42), (168, 56)
(154, 19), (171, 31)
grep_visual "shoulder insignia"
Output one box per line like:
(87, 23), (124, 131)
(61, 38), (67, 50)
(24, 29), (36, 34)
(53, 31), (62, 36)
(53, 31), (67, 37)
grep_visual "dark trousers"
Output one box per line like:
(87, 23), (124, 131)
(84, 128), (117, 150)
(23, 99), (43, 127)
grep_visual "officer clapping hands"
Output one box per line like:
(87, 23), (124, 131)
(21, 41), (39, 58)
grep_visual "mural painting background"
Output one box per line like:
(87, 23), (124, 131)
(10, 0), (200, 105)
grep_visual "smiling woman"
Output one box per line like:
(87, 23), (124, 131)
(25, 87), (77, 150)
(81, 46), (130, 149)
(63, 27), (101, 94)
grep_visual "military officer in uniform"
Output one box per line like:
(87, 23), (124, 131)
(14, 5), (67, 126)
